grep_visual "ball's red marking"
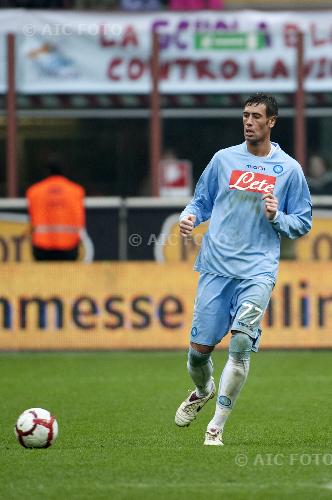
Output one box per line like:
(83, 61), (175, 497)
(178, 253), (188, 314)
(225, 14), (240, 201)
(15, 410), (39, 447)
(34, 415), (55, 447)
(16, 410), (56, 448)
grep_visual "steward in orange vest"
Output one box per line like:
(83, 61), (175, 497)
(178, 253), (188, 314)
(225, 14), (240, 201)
(26, 165), (85, 261)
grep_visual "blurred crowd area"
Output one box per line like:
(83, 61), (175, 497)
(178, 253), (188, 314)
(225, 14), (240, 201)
(1, 0), (331, 10)
(306, 154), (332, 196)
(4, 0), (224, 11)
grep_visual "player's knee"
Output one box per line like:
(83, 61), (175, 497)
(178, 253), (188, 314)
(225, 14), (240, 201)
(188, 345), (211, 367)
(190, 341), (214, 354)
(229, 332), (252, 361)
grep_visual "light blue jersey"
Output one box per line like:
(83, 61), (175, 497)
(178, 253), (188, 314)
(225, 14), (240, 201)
(181, 142), (312, 283)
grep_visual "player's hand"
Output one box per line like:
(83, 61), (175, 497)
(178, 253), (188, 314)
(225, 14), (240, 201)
(180, 214), (196, 237)
(262, 193), (278, 220)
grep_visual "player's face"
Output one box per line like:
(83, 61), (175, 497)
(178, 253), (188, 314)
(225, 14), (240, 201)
(243, 103), (276, 144)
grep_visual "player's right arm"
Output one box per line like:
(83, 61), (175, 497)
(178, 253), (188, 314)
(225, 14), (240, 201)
(179, 154), (219, 230)
(179, 214), (196, 237)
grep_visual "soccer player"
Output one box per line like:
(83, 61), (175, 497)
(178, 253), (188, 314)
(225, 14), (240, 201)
(174, 94), (312, 446)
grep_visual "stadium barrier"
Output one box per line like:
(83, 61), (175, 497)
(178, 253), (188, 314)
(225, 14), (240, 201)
(0, 261), (331, 351)
(0, 196), (331, 262)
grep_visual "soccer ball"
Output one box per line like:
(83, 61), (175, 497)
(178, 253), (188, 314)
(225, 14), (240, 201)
(14, 408), (58, 448)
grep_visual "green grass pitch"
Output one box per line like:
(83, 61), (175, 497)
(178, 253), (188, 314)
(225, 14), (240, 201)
(0, 351), (331, 500)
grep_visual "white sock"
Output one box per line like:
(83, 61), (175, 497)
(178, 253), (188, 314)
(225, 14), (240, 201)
(208, 355), (250, 431)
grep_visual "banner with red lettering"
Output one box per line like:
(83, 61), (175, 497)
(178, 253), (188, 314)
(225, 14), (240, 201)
(1, 10), (332, 93)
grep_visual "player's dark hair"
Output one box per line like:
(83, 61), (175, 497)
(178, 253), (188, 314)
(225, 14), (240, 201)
(244, 93), (278, 118)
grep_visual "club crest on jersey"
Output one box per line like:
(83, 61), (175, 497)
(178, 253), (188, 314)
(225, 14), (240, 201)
(229, 170), (276, 194)
(273, 164), (284, 174)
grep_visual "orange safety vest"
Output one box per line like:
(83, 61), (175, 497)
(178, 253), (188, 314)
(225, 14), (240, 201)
(26, 175), (85, 250)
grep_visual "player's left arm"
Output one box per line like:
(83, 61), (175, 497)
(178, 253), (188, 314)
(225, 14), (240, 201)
(264, 166), (312, 239)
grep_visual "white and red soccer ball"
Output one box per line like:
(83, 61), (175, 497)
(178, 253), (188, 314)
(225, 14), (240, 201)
(15, 408), (58, 448)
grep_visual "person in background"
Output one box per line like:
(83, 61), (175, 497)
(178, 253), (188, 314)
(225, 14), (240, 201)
(306, 154), (332, 195)
(121, 0), (163, 10)
(26, 159), (85, 261)
(169, 0), (223, 10)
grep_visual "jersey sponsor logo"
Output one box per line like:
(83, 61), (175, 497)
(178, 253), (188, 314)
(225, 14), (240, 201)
(229, 170), (276, 194)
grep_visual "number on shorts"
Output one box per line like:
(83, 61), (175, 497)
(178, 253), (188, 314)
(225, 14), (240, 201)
(237, 302), (263, 325)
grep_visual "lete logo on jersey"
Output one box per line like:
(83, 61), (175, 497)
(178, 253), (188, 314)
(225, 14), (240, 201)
(229, 170), (276, 193)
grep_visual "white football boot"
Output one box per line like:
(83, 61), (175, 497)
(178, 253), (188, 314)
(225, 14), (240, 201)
(204, 427), (224, 446)
(175, 379), (216, 427)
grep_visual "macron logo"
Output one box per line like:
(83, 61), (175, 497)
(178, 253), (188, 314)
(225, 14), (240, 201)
(229, 170), (276, 194)
(246, 164), (266, 171)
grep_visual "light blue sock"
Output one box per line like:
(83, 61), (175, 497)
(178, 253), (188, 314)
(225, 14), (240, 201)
(187, 346), (214, 397)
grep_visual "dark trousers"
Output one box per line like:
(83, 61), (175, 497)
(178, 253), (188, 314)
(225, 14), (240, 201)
(32, 245), (79, 261)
